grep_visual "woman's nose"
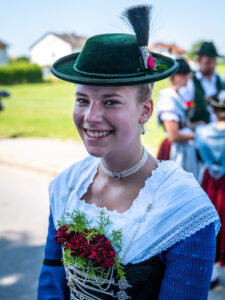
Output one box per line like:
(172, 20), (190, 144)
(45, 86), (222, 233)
(84, 103), (102, 123)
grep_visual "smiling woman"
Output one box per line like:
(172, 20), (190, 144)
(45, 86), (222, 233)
(73, 85), (152, 161)
(38, 4), (220, 300)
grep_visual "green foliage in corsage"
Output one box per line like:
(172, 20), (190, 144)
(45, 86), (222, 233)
(55, 210), (125, 280)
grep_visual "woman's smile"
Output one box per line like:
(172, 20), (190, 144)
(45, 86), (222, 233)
(85, 129), (114, 139)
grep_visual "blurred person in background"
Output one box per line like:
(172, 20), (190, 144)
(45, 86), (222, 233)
(0, 90), (10, 111)
(180, 41), (225, 124)
(157, 58), (199, 177)
(195, 89), (225, 286)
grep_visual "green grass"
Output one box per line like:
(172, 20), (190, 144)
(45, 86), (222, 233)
(0, 80), (167, 153)
(216, 63), (225, 77)
(0, 63), (224, 153)
(0, 81), (78, 139)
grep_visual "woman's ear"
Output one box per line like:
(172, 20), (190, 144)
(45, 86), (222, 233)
(139, 98), (153, 124)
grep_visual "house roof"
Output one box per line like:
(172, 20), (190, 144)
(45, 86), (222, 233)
(54, 34), (87, 48)
(0, 40), (8, 49)
(30, 32), (87, 49)
(150, 42), (187, 55)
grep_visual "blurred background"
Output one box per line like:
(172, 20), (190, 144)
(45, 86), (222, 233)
(0, 0), (225, 299)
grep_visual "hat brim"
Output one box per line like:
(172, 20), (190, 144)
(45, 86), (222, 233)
(51, 52), (178, 86)
(209, 99), (225, 108)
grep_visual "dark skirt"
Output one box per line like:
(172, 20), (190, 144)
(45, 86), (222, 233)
(157, 138), (171, 161)
(201, 168), (225, 266)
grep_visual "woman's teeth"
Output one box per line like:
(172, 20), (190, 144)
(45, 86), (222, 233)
(86, 130), (111, 138)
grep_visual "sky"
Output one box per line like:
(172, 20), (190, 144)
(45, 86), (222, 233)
(1, 0), (225, 58)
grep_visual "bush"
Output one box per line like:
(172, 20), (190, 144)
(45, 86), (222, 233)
(0, 63), (43, 84)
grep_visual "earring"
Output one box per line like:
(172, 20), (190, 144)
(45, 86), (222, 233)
(141, 124), (145, 135)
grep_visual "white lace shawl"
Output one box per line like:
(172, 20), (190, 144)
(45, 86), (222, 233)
(49, 156), (220, 265)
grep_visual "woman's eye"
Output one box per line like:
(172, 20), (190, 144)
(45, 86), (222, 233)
(76, 98), (88, 104)
(105, 100), (119, 106)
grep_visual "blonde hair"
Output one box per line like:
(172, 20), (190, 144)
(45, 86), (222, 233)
(136, 83), (153, 103)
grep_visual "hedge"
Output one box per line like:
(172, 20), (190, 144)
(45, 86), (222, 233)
(0, 63), (43, 84)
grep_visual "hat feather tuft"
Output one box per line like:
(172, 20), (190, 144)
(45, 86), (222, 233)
(121, 5), (152, 47)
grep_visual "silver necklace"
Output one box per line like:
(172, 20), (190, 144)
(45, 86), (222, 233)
(101, 148), (148, 179)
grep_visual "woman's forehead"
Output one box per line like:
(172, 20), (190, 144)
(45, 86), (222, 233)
(76, 84), (138, 97)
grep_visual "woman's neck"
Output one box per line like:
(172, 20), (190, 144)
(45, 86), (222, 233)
(99, 149), (159, 185)
(101, 144), (144, 173)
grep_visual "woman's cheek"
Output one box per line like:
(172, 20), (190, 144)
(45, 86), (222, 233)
(72, 107), (81, 128)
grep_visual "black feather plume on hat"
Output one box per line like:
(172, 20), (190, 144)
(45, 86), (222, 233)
(121, 4), (152, 47)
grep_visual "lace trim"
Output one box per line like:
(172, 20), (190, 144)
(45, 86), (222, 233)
(77, 160), (175, 216)
(131, 206), (220, 264)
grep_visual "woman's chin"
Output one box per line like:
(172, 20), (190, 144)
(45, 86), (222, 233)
(84, 146), (105, 158)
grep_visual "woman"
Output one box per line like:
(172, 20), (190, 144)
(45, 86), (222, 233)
(38, 5), (219, 300)
(195, 89), (225, 284)
(157, 59), (199, 177)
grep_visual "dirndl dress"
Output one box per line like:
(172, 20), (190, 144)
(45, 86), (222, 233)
(201, 169), (225, 266)
(195, 123), (225, 266)
(157, 88), (198, 177)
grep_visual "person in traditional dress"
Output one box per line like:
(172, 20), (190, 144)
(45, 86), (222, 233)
(157, 58), (199, 177)
(38, 5), (220, 300)
(195, 89), (225, 285)
(179, 41), (225, 124)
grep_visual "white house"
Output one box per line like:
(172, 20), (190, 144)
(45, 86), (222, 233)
(30, 33), (87, 67)
(0, 40), (9, 65)
(149, 42), (187, 59)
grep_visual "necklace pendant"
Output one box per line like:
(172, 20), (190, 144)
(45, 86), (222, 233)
(101, 148), (148, 179)
(113, 172), (121, 179)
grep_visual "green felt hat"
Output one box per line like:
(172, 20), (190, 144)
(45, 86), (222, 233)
(51, 33), (178, 86)
(197, 41), (219, 57)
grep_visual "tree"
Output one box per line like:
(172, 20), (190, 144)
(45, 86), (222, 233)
(187, 40), (205, 60)
(9, 56), (30, 65)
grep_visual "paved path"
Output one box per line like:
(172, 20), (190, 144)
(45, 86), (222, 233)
(0, 137), (88, 175)
(0, 137), (224, 299)
(0, 165), (51, 299)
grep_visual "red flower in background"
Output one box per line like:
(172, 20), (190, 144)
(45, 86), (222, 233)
(184, 100), (194, 109)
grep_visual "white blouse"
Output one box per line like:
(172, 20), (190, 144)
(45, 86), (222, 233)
(49, 156), (220, 265)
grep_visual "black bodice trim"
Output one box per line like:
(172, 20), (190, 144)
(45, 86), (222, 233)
(70, 254), (165, 300)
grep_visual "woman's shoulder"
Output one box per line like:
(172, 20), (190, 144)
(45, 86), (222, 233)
(151, 160), (211, 206)
(51, 155), (99, 189)
(157, 88), (182, 113)
(195, 123), (219, 145)
(195, 123), (215, 135)
(153, 160), (200, 191)
(157, 88), (176, 102)
(49, 156), (99, 226)
(158, 87), (174, 96)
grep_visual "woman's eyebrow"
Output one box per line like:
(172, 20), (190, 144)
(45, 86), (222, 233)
(103, 93), (122, 98)
(75, 92), (89, 97)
